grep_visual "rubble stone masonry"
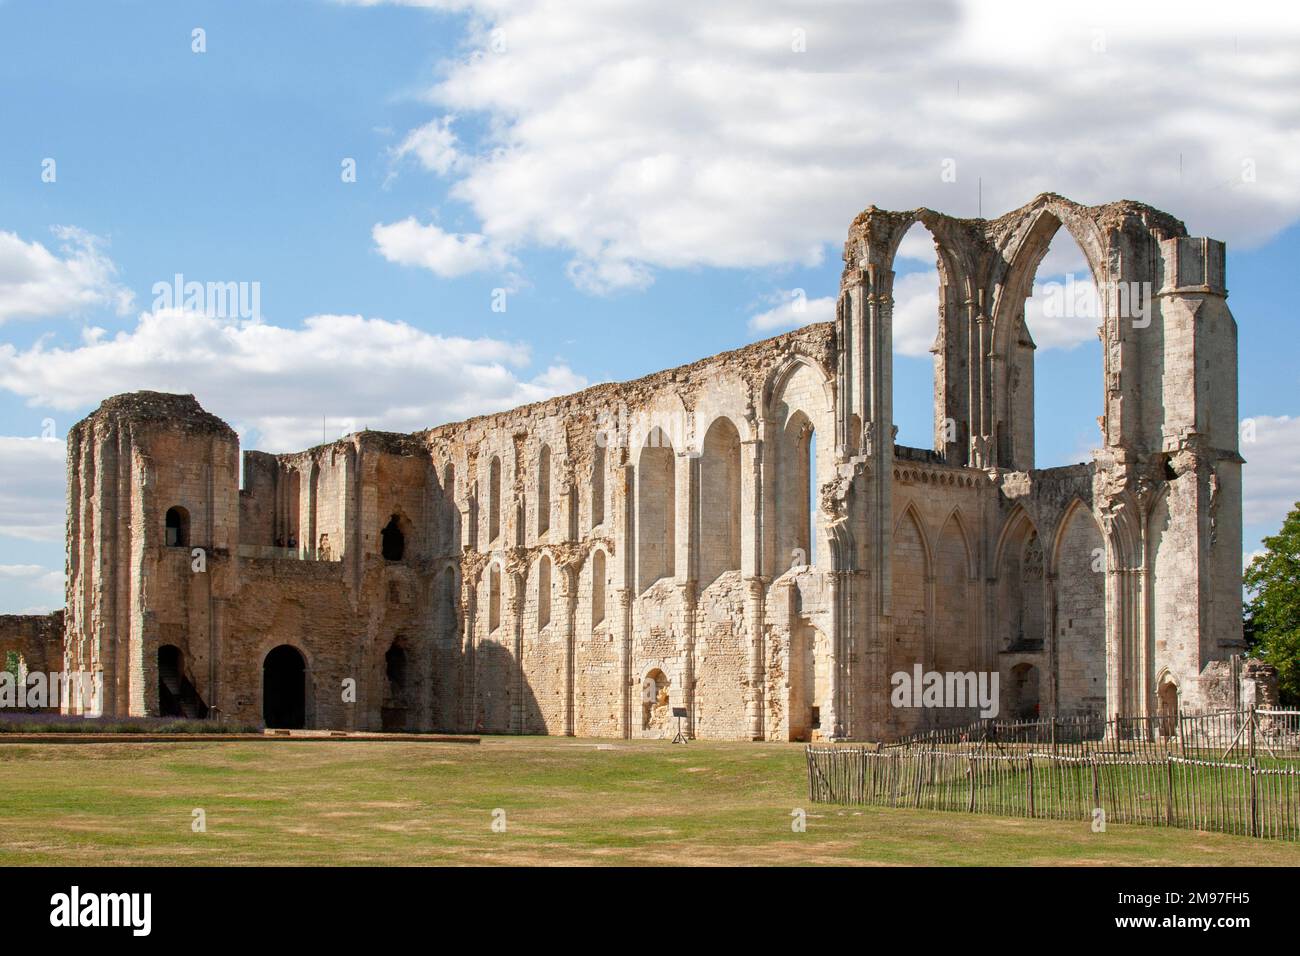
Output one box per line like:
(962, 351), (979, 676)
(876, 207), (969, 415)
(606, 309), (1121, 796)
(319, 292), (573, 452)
(56, 195), (1248, 739)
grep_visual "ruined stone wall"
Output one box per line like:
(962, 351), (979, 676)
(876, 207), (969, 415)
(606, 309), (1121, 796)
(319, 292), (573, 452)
(59, 194), (1242, 739)
(0, 612), (65, 710)
(0, 612), (64, 674)
(888, 457), (988, 732)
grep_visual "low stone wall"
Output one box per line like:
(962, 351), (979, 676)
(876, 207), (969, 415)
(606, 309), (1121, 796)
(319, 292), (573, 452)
(0, 611), (65, 712)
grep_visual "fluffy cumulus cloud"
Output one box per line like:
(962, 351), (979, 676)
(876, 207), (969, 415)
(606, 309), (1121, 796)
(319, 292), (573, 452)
(0, 310), (586, 451)
(887, 220), (1102, 357)
(0, 437), (65, 544)
(754, 231), (1100, 355)
(0, 227), (134, 323)
(1241, 415), (1300, 534)
(393, 117), (465, 176)
(747, 290), (835, 334)
(354, 0), (1300, 296)
(372, 217), (517, 279)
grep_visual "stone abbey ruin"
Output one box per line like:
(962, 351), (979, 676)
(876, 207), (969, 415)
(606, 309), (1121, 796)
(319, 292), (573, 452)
(53, 194), (1246, 740)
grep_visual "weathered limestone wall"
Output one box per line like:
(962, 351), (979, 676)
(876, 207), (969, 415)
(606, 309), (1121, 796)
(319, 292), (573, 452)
(0, 612), (65, 710)
(59, 194), (1243, 740)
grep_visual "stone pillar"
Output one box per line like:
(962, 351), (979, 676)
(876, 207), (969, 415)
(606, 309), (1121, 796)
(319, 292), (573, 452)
(738, 427), (767, 739)
(825, 571), (842, 738)
(509, 572), (525, 734)
(680, 581), (698, 739)
(745, 577), (766, 740)
(459, 577), (478, 733)
(561, 563), (578, 736)
(1044, 570), (1059, 719)
(862, 264), (895, 739)
(680, 448), (700, 737)
(616, 586), (632, 739)
(1104, 561), (1125, 722)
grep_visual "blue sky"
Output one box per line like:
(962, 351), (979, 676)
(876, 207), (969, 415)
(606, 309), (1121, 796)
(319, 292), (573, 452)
(0, 0), (1297, 612)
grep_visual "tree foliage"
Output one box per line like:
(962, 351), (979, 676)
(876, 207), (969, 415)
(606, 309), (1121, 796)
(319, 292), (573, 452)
(1245, 502), (1300, 706)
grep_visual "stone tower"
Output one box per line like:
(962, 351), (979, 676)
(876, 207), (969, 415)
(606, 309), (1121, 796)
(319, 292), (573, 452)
(64, 393), (240, 716)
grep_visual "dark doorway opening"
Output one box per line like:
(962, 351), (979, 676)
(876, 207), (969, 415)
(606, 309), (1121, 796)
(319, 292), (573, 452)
(165, 506), (190, 548)
(158, 644), (208, 718)
(382, 642), (409, 731)
(1009, 663), (1040, 720)
(381, 514), (405, 561)
(263, 644), (306, 729)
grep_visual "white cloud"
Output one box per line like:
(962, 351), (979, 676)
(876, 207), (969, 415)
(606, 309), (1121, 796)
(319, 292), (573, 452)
(0, 561), (63, 614)
(0, 226), (134, 323)
(372, 217), (517, 279)
(747, 290), (834, 334)
(0, 437), (65, 543)
(1024, 274), (1100, 351)
(893, 221), (1100, 354)
(1242, 414), (1300, 532)
(895, 228), (937, 265)
(360, 0), (1300, 294)
(0, 309), (586, 451)
(394, 117), (465, 175)
(891, 271), (941, 358)
(0, 564), (63, 595)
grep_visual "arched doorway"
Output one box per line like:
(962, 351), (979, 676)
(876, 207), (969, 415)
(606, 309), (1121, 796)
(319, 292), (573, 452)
(1009, 663), (1040, 720)
(641, 669), (671, 734)
(382, 641), (409, 731)
(1157, 676), (1179, 737)
(263, 645), (307, 729)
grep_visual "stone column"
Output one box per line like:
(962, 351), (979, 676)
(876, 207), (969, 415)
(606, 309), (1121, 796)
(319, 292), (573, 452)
(459, 578), (478, 733)
(509, 572), (525, 734)
(1044, 570), (1059, 719)
(679, 450), (700, 737)
(825, 571), (843, 739)
(616, 586), (632, 738)
(745, 578), (766, 740)
(561, 563), (578, 736)
(864, 266), (895, 739)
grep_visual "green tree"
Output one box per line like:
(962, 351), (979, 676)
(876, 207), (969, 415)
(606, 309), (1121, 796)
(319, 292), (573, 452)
(1244, 502), (1300, 706)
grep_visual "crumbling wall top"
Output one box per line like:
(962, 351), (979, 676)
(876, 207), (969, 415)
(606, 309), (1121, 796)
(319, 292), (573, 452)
(71, 391), (237, 439)
(842, 192), (1189, 280)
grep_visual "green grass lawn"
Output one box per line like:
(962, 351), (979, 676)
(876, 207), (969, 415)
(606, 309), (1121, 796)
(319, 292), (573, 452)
(1, 736), (1297, 866)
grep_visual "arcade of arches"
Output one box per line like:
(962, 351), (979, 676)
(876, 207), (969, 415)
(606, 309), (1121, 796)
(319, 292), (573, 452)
(59, 195), (1248, 740)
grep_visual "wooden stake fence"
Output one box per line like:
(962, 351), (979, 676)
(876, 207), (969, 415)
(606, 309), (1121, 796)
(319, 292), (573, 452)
(807, 746), (1300, 842)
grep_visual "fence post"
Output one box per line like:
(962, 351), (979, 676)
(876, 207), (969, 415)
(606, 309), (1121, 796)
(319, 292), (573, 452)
(1249, 704), (1256, 761)
(1250, 757), (1259, 838)
(892, 751), (899, 808)
(968, 756), (975, 813)
(1027, 754), (1035, 818)
(858, 747), (866, 805)
(1091, 755), (1101, 813)
(1166, 756), (1174, 827)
